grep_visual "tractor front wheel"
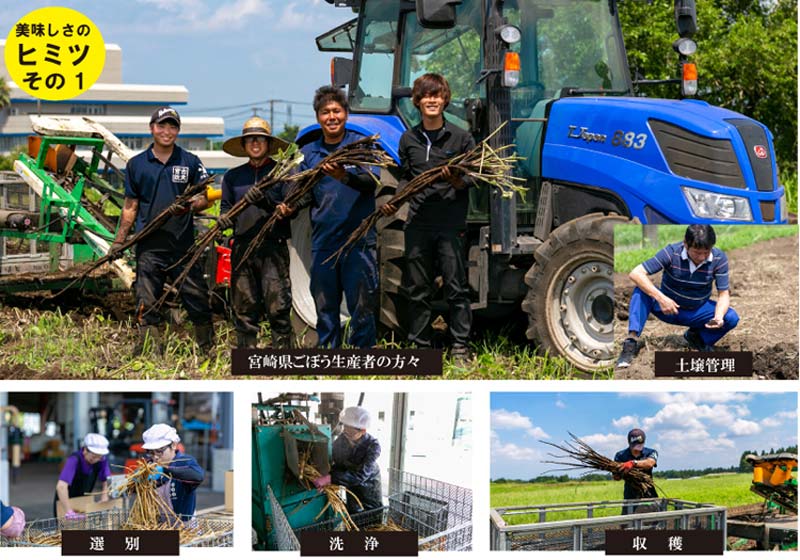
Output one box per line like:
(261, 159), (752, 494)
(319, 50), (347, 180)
(522, 213), (627, 371)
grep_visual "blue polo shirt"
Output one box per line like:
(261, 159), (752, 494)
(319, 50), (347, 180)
(220, 159), (290, 240)
(161, 451), (204, 519)
(124, 144), (208, 253)
(642, 242), (729, 310)
(299, 130), (377, 252)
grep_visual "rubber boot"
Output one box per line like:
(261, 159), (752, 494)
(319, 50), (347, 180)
(271, 330), (295, 349)
(194, 323), (215, 354)
(236, 333), (258, 349)
(133, 325), (162, 357)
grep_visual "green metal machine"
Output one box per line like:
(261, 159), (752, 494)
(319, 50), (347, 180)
(1, 116), (135, 292)
(251, 393), (334, 550)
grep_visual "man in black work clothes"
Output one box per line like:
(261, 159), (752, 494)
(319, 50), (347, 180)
(381, 73), (474, 362)
(218, 117), (294, 348)
(613, 428), (658, 514)
(110, 106), (214, 355)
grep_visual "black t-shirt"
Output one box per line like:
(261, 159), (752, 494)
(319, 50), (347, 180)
(398, 119), (476, 230)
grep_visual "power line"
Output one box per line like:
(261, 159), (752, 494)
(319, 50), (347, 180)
(182, 98), (314, 113)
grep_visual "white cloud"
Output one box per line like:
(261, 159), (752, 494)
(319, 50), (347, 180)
(729, 419), (761, 436)
(631, 393), (751, 405)
(612, 415), (639, 429)
(578, 433), (627, 458)
(491, 439), (540, 462)
(527, 426), (550, 439)
(492, 409), (533, 430)
(278, 2), (319, 30)
(135, 0), (270, 30)
(555, 400), (566, 409)
(208, 0), (269, 29)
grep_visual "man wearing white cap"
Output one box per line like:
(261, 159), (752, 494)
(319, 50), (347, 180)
(54, 433), (111, 518)
(141, 424), (204, 519)
(314, 406), (382, 514)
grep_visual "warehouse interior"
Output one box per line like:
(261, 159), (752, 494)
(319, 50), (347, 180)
(0, 391), (233, 519)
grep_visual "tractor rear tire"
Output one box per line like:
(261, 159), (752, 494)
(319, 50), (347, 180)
(522, 213), (628, 371)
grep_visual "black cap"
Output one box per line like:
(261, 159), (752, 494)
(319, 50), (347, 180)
(628, 429), (646, 450)
(150, 106), (181, 127)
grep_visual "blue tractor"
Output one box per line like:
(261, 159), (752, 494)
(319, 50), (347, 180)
(289, 0), (787, 371)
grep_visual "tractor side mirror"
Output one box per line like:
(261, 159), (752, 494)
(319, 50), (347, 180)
(331, 57), (353, 88)
(415, 0), (462, 28)
(674, 0), (697, 38)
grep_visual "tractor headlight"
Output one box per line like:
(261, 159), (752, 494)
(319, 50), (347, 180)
(682, 187), (753, 221)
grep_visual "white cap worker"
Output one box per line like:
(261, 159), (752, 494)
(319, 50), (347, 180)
(141, 424), (205, 520)
(314, 406), (382, 514)
(55, 433), (111, 518)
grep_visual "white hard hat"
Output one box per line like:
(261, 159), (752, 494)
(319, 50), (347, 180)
(83, 433), (109, 456)
(340, 406), (370, 430)
(142, 424), (181, 450)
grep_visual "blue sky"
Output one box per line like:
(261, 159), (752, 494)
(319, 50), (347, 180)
(491, 392), (798, 480)
(1, 0), (353, 135)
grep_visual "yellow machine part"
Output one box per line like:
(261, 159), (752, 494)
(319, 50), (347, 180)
(752, 459), (797, 486)
(207, 186), (222, 202)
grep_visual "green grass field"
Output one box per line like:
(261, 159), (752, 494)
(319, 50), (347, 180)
(614, 225), (798, 274)
(0, 305), (597, 379)
(491, 473), (755, 525)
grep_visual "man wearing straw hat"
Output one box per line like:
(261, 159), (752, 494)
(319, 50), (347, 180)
(54, 433), (111, 518)
(218, 117), (294, 349)
(142, 424), (205, 520)
(313, 406), (382, 514)
(110, 106), (215, 356)
(613, 428), (658, 515)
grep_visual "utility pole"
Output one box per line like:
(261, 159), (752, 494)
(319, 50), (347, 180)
(269, 99), (275, 127)
(287, 103), (292, 126)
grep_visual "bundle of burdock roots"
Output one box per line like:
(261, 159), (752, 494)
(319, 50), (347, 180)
(541, 432), (655, 495)
(20, 459), (224, 546)
(297, 449), (363, 531)
(325, 125), (526, 264)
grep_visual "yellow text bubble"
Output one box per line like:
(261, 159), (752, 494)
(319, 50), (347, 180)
(4, 7), (105, 101)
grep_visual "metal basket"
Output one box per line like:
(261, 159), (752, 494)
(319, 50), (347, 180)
(1, 509), (232, 548)
(291, 468), (472, 551)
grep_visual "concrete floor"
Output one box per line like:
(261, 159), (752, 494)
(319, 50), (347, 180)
(7, 461), (224, 519)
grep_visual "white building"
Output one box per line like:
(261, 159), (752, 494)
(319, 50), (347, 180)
(0, 42), (245, 172)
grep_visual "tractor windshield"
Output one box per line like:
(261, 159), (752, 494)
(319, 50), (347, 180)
(349, 0), (630, 120)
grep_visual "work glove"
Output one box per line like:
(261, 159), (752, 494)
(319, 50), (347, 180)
(108, 241), (125, 260)
(243, 188), (265, 205)
(64, 510), (86, 521)
(167, 201), (190, 216)
(216, 215), (234, 231)
(148, 465), (167, 482)
(313, 474), (331, 490)
(0, 506), (25, 537)
(620, 460), (635, 472)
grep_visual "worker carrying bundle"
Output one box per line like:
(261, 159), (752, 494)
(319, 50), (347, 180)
(314, 406), (383, 514)
(141, 424), (205, 520)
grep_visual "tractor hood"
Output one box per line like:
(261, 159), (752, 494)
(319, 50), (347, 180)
(541, 96), (783, 223)
(296, 114), (406, 163)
